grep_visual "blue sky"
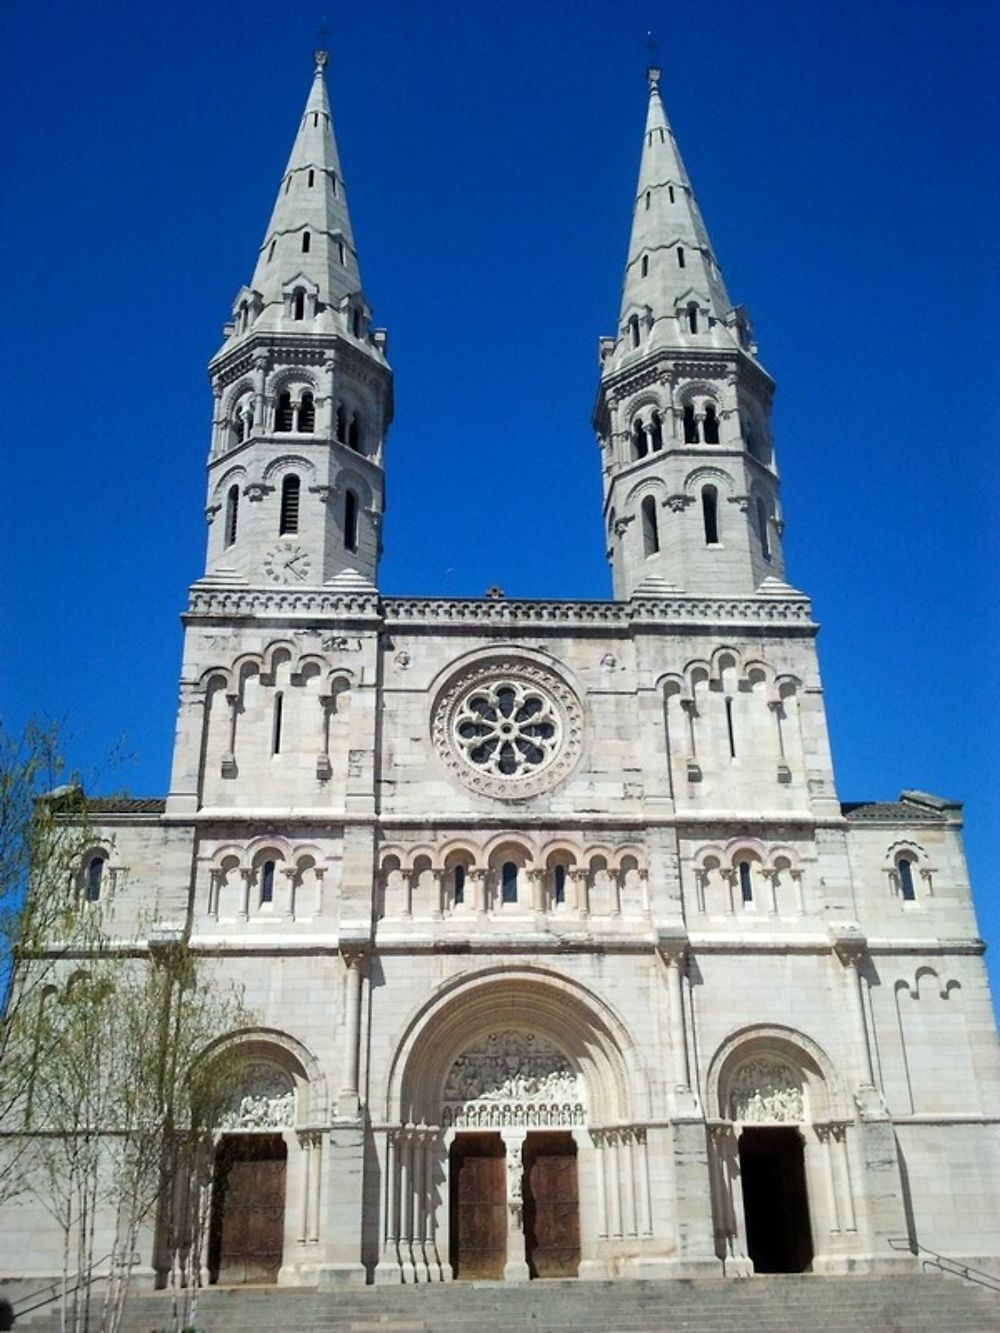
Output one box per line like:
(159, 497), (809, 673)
(2, 1), (998, 1007)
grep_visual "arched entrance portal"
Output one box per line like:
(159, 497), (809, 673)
(738, 1126), (812, 1273)
(442, 1028), (584, 1280)
(706, 1028), (854, 1276)
(378, 969), (641, 1283)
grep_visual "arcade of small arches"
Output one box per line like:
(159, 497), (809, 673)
(689, 841), (807, 918)
(222, 378), (374, 460)
(212, 462), (367, 557)
(661, 649), (802, 783)
(601, 383), (773, 469)
(202, 840), (330, 922)
(196, 646), (353, 785)
(610, 468), (780, 563)
(377, 842), (648, 922)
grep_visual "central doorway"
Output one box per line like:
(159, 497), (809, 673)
(208, 1133), (287, 1285)
(523, 1132), (580, 1278)
(450, 1133), (506, 1279)
(739, 1126), (813, 1273)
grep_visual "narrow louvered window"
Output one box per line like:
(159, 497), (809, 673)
(703, 404), (720, 444)
(677, 246), (685, 268)
(683, 404), (699, 444)
(687, 302), (699, 334)
(297, 392), (315, 433)
(344, 490), (358, 551)
(293, 289), (305, 320)
(650, 411), (663, 450)
(275, 392), (294, 432)
(302, 232), (311, 253)
(308, 169), (315, 187)
(453, 865), (465, 905)
(642, 496), (659, 555)
(757, 498), (771, 560)
(225, 486), (239, 546)
(271, 693), (284, 754)
(702, 485), (719, 544)
(279, 475), (300, 535)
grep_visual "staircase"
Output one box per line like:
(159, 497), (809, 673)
(18, 1274), (1000, 1333)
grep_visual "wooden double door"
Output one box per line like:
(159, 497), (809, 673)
(450, 1131), (580, 1280)
(208, 1134), (287, 1285)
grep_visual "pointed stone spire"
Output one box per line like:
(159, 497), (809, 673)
(245, 49), (364, 327)
(619, 65), (731, 342)
(594, 65), (783, 601)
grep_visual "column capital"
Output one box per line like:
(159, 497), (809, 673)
(657, 926), (690, 964)
(831, 924), (868, 966)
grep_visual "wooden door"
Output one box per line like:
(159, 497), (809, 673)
(450, 1133), (506, 1279)
(524, 1132), (580, 1278)
(209, 1134), (287, 1285)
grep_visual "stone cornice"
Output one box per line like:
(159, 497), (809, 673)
(185, 585), (381, 622)
(183, 586), (816, 631)
(380, 594), (815, 631)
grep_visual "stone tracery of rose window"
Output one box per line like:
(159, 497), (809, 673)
(453, 679), (560, 778)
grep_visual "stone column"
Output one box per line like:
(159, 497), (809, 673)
(468, 868), (488, 918)
(708, 1121), (751, 1276)
(658, 930), (698, 1112)
(527, 868), (546, 920)
(501, 1130), (530, 1282)
(570, 867), (589, 919)
(374, 1130), (401, 1284)
(338, 946), (366, 1118)
(832, 929), (876, 1091)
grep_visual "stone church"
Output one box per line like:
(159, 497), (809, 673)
(9, 51), (1000, 1290)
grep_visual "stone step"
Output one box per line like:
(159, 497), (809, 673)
(18, 1274), (1000, 1333)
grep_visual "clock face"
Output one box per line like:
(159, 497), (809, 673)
(263, 543), (312, 585)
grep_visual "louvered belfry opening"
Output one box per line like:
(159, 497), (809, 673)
(279, 475), (300, 535)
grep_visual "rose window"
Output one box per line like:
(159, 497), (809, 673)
(432, 659), (583, 799)
(454, 680), (560, 778)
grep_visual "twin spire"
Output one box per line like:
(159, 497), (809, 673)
(618, 65), (732, 344)
(245, 49), (365, 322)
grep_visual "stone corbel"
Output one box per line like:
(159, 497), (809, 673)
(728, 494), (751, 513)
(613, 514), (634, 537)
(243, 482), (274, 502)
(664, 493), (694, 512)
(204, 502), (221, 525)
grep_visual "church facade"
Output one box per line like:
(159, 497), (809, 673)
(9, 52), (1000, 1289)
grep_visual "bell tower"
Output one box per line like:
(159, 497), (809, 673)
(594, 66), (783, 599)
(201, 49), (392, 591)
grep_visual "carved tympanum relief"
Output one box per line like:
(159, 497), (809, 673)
(441, 1030), (584, 1128)
(728, 1058), (804, 1124)
(218, 1061), (296, 1130)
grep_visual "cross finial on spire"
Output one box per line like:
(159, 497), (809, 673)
(646, 31), (661, 91)
(314, 47), (329, 73)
